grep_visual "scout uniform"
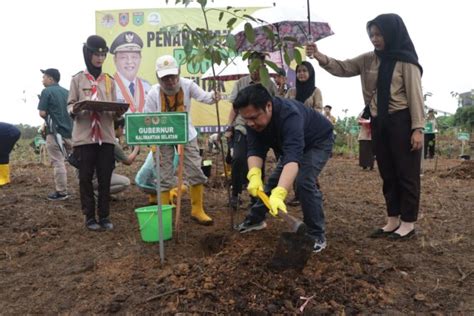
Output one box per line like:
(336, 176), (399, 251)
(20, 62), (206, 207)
(68, 35), (118, 231)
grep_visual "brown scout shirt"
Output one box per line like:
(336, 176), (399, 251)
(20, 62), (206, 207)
(67, 71), (117, 146)
(319, 51), (424, 129)
(286, 87), (323, 112)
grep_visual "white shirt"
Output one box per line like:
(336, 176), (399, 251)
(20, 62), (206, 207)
(114, 72), (151, 106)
(144, 77), (215, 141)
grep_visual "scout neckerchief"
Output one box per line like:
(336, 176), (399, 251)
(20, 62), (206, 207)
(84, 71), (104, 144)
(160, 88), (185, 113)
(114, 73), (145, 112)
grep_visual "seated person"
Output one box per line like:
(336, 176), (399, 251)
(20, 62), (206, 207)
(135, 148), (181, 204)
(207, 133), (220, 152)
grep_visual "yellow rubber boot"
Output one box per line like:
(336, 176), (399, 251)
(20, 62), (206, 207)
(190, 184), (213, 225)
(148, 194), (157, 204)
(161, 191), (171, 205)
(170, 185), (187, 206)
(222, 163), (232, 177)
(0, 164), (10, 186)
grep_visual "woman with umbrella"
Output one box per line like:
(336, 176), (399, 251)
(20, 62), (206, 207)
(306, 14), (424, 240)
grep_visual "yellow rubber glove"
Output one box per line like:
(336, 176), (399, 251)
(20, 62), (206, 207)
(269, 186), (288, 217)
(247, 167), (263, 197)
(170, 184), (187, 206)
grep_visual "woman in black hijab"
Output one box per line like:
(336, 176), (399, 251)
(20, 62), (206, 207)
(286, 61), (323, 112)
(306, 13), (424, 240)
(67, 35), (120, 232)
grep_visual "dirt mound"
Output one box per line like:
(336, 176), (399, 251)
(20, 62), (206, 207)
(439, 160), (474, 179)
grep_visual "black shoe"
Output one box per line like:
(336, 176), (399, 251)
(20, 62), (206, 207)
(98, 218), (114, 231)
(85, 218), (102, 231)
(388, 229), (416, 241)
(47, 191), (69, 201)
(234, 218), (267, 233)
(368, 227), (398, 238)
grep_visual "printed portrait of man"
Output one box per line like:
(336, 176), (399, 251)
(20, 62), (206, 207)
(110, 31), (151, 112)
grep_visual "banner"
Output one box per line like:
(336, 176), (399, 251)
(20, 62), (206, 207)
(96, 8), (260, 132)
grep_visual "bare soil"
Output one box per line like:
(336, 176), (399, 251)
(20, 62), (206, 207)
(1, 155), (473, 314)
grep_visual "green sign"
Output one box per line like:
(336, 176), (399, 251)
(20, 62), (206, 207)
(424, 121), (434, 133)
(125, 113), (188, 145)
(457, 132), (470, 141)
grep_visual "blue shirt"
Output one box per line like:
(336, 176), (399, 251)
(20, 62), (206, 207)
(247, 97), (333, 166)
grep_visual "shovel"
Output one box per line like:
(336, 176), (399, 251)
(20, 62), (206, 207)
(256, 190), (314, 271)
(256, 191), (307, 235)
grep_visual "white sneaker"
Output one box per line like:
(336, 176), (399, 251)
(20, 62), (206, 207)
(313, 240), (327, 253)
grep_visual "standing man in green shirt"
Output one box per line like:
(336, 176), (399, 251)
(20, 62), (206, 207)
(38, 68), (73, 201)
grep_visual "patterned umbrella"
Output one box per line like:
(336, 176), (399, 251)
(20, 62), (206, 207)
(201, 56), (277, 81)
(231, 5), (334, 52)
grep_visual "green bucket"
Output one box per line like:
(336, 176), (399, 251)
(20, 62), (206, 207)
(135, 205), (173, 242)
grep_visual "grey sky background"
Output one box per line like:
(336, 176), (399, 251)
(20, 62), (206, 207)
(1, 0), (472, 126)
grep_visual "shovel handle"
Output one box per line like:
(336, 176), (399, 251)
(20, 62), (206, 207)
(257, 190), (288, 218)
(256, 190), (272, 210)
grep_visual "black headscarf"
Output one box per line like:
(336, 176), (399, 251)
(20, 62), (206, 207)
(367, 14), (422, 119)
(295, 61), (316, 103)
(82, 35), (109, 79)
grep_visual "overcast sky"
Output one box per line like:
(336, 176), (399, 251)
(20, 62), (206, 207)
(1, 0), (472, 126)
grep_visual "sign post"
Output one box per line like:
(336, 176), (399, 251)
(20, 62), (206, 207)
(126, 112), (188, 264)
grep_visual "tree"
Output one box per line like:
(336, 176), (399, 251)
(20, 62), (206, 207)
(453, 106), (474, 132)
(436, 115), (455, 133)
(15, 124), (39, 139)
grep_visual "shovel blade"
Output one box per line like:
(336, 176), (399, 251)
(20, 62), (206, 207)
(280, 211), (307, 234)
(269, 232), (314, 271)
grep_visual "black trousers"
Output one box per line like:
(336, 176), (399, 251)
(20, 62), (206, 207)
(231, 130), (248, 197)
(359, 140), (374, 169)
(372, 109), (421, 222)
(424, 133), (436, 159)
(76, 143), (115, 220)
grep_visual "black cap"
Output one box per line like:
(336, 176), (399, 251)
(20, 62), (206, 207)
(110, 31), (143, 54)
(41, 68), (60, 82)
(84, 35), (109, 53)
(324, 105), (332, 110)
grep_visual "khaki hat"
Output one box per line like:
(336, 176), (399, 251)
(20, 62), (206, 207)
(155, 55), (179, 78)
(110, 31), (143, 54)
